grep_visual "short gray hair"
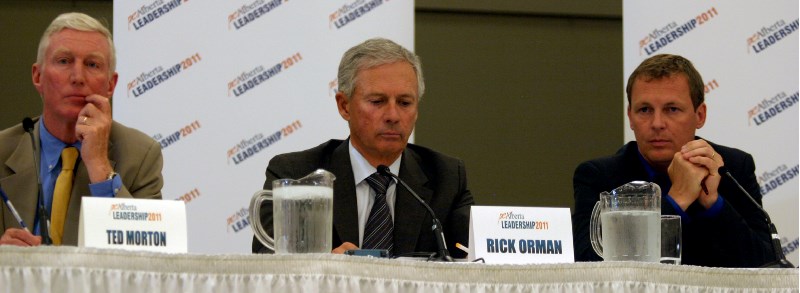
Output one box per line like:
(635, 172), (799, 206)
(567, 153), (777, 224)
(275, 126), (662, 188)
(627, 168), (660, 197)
(337, 38), (424, 99)
(36, 12), (116, 74)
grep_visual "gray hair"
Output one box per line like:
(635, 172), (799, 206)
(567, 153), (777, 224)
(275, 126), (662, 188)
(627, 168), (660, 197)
(36, 12), (116, 74)
(337, 38), (424, 99)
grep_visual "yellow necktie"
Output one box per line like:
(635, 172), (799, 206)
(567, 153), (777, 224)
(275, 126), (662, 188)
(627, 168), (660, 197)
(51, 147), (78, 245)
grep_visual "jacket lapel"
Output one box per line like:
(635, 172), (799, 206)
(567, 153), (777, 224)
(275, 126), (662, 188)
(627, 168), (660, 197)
(327, 141), (359, 246)
(2, 124), (40, 232)
(393, 147), (431, 254)
(620, 142), (649, 182)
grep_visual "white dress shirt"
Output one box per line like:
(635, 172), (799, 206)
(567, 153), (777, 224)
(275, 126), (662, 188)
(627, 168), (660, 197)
(348, 140), (401, 246)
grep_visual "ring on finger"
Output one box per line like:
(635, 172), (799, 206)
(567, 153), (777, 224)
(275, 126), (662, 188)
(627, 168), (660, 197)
(711, 152), (716, 159)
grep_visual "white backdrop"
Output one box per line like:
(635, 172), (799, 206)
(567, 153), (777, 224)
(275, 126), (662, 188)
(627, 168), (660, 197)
(624, 0), (799, 264)
(112, 0), (413, 254)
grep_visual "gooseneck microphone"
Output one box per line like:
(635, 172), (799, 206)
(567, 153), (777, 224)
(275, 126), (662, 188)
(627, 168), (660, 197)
(377, 165), (453, 262)
(718, 166), (793, 268)
(22, 117), (51, 245)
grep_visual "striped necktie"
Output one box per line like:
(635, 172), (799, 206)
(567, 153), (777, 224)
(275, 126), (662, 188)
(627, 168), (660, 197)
(362, 172), (394, 254)
(51, 146), (78, 245)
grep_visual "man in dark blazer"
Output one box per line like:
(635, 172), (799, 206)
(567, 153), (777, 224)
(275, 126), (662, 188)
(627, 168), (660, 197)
(572, 54), (773, 267)
(252, 38), (473, 258)
(0, 13), (163, 246)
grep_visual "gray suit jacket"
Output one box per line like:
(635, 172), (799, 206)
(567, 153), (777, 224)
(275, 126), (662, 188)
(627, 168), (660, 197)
(0, 118), (164, 245)
(252, 139), (474, 258)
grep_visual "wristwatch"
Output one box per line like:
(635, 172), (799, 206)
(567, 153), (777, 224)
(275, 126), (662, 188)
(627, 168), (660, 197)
(106, 171), (118, 181)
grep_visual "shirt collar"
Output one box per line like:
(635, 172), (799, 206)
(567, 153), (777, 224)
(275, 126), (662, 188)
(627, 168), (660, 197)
(39, 117), (82, 170)
(635, 146), (657, 181)
(348, 139), (401, 184)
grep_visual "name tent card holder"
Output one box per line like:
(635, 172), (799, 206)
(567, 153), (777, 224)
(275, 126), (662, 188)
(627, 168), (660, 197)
(468, 206), (574, 264)
(79, 197), (188, 253)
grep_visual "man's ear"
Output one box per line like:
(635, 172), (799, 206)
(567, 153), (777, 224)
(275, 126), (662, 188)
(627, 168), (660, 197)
(106, 72), (119, 97)
(335, 92), (350, 121)
(695, 102), (707, 129)
(32, 63), (43, 94)
(626, 104), (633, 130)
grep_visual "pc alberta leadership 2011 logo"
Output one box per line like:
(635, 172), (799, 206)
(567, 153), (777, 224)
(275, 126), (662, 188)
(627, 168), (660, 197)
(747, 91), (798, 126)
(227, 0), (287, 30)
(226, 131), (281, 165)
(226, 120), (302, 165)
(758, 163), (799, 197)
(227, 207), (250, 233)
(746, 18), (799, 54)
(329, 0), (385, 29)
(227, 53), (302, 97)
(127, 53), (202, 98)
(106, 203), (167, 247)
(487, 211), (563, 255)
(108, 203), (162, 222)
(638, 7), (718, 56)
(127, 0), (189, 31)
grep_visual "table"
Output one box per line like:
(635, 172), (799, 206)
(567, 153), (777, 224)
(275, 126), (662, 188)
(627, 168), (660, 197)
(1, 246), (796, 292)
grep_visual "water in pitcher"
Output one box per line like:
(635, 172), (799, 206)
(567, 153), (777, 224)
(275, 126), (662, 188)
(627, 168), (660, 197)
(273, 186), (333, 254)
(600, 210), (660, 262)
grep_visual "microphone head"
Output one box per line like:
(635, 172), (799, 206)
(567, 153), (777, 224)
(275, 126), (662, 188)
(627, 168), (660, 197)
(22, 117), (34, 132)
(377, 165), (392, 176)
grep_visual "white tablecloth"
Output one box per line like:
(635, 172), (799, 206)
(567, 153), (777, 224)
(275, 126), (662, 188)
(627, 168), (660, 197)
(0, 246), (797, 292)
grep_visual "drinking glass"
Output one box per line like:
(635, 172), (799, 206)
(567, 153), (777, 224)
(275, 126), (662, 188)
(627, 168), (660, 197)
(660, 215), (682, 265)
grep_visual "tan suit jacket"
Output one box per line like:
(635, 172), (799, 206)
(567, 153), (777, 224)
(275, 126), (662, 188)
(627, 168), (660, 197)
(0, 118), (163, 245)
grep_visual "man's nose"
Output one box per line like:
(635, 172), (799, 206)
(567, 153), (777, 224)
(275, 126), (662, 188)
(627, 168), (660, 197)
(384, 101), (401, 123)
(70, 64), (86, 85)
(651, 111), (666, 129)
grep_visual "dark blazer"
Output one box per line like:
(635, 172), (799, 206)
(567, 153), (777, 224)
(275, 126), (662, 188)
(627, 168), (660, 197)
(252, 139), (474, 258)
(572, 140), (773, 268)
(0, 118), (164, 245)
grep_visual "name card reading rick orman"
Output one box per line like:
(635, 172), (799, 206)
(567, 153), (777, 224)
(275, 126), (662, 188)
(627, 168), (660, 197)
(469, 206), (574, 264)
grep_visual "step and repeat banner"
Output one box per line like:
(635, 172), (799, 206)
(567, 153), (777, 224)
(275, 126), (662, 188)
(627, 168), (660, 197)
(112, 0), (413, 253)
(624, 0), (799, 264)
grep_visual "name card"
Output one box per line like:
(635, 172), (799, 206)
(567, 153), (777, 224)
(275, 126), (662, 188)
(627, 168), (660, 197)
(79, 197), (187, 253)
(468, 206), (574, 264)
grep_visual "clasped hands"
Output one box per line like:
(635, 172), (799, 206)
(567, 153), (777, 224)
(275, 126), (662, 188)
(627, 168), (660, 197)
(667, 139), (724, 211)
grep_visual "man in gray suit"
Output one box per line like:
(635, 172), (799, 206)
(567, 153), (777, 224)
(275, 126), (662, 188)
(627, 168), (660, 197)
(252, 38), (474, 258)
(0, 13), (163, 246)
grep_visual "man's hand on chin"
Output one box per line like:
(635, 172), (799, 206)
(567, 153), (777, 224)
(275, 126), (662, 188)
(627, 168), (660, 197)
(75, 94), (114, 183)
